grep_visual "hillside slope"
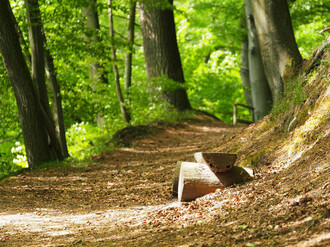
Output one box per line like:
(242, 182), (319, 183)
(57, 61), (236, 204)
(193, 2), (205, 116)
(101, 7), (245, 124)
(129, 39), (330, 247)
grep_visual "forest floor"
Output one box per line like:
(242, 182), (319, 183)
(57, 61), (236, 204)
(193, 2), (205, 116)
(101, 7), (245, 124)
(0, 47), (329, 247)
(0, 112), (329, 247)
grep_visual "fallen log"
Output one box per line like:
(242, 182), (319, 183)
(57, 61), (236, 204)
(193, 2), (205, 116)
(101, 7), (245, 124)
(215, 166), (252, 187)
(174, 161), (253, 202)
(194, 152), (237, 173)
(177, 162), (222, 202)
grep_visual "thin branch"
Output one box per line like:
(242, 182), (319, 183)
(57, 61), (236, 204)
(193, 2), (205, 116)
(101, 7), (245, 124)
(0, 132), (23, 145)
(319, 27), (330, 34)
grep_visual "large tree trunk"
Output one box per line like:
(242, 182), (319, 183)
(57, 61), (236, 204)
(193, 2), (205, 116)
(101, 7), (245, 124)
(25, 0), (48, 113)
(251, 0), (302, 104)
(244, 0), (272, 121)
(82, 0), (108, 86)
(0, 0), (52, 167)
(124, 0), (136, 90)
(11, 0), (68, 159)
(25, 0), (64, 161)
(108, 0), (130, 123)
(139, 0), (191, 111)
(7, 2), (31, 65)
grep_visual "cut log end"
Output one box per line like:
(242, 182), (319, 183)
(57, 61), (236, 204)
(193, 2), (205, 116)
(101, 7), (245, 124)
(194, 152), (237, 172)
(173, 161), (253, 202)
(178, 162), (222, 202)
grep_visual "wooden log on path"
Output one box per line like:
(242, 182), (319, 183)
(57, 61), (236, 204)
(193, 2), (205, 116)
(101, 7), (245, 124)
(173, 161), (253, 202)
(178, 162), (222, 202)
(194, 152), (237, 173)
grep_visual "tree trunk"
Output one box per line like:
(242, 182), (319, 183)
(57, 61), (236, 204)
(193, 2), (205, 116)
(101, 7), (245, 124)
(244, 0), (272, 121)
(240, 33), (253, 109)
(7, 1), (31, 65)
(25, 0), (64, 161)
(139, 0), (192, 112)
(44, 47), (69, 158)
(82, 0), (108, 86)
(108, 0), (130, 123)
(251, 0), (302, 104)
(0, 0), (52, 167)
(124, 0), (136, 90)
(25, 0), (48, 109)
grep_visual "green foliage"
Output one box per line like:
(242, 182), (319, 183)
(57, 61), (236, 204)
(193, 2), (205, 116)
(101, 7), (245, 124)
(175, 0), (246, 122)
(0, 139), (26, 180)
(186, 51), (245, 123)
(271, 76), (307, 119)
(128, 77), (183, 125)
(0, 60), (20, 136)
(66, 122), (107, 160)
(290, 0), (330, 58)
(1, 0), (328, 175)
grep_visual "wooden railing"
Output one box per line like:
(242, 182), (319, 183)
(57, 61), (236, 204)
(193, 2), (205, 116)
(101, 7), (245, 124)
(233, 102), (255, 125)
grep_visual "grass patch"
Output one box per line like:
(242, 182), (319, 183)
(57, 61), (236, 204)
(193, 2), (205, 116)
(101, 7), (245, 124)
(271, 77), (307, 119)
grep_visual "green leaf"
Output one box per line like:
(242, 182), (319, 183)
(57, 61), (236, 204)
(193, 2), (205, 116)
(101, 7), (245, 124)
(238, 225), (249, 229)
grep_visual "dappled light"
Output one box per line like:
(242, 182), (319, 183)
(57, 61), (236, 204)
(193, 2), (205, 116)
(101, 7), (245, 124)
(0, 0), (329, 246)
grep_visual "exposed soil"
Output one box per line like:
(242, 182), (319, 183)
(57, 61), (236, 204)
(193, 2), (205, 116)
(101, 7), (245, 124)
(0, 115), (242, 246)
(0, 46), (329, 247)
(0, 110), (329, 246)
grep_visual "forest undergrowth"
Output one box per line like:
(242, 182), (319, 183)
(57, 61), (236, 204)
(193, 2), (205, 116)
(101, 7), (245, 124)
(0, 48), (329, 246)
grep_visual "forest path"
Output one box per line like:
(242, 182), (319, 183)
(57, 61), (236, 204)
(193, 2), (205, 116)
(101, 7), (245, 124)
(0, 114), (245, 246)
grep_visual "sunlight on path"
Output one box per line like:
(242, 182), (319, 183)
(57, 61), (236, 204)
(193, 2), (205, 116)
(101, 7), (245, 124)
(0, 202), (181, 238)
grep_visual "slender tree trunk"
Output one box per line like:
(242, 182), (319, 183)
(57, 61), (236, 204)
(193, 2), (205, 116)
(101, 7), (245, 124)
(108, 0), (130, 123)
(25, 0), (64, 160)
(139, 0), (191, 111)
(124, 0), (136, 90)
(240, 23), (253, 109)
(44, 47), (69, 158)
(244, 0), (272, 121)
(82, 0), (108, 86)
(0, 0), (51, 167)
(251, 0), (302, 104)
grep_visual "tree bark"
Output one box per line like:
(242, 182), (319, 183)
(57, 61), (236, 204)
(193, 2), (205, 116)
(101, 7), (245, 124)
(251, 0), (302, 104)
(25, 0), (48, 110)
(139, 0), (191, 111)
(17, 1), (68, 159)
(240, 30), (253, 108)
(25, 0), (64, 161)
(244, 0), (272, 121)
(44, 47), (69, 158)
(108, 0), (130, 123)
(0, 0), (52, 167)
(7, 1), (31, 65)
(124, 0), (136, 90)
(82, 0), (108, 86)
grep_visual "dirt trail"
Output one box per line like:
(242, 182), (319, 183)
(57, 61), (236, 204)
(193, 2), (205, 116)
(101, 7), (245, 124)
(0, 115), (244, 246)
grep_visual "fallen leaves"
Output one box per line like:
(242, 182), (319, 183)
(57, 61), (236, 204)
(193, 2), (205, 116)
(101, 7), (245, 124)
(0, 112), (329, 246)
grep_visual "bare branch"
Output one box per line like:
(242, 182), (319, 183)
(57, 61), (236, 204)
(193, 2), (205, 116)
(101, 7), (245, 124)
(0, 132), (23, 145)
